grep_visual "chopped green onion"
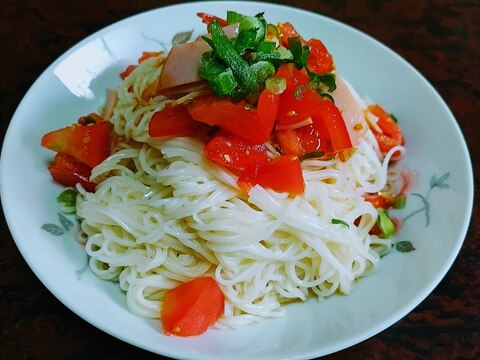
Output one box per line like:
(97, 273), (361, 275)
(208, 20), (257, 99)
(394, 194), (407, 209)
(198, 52), (225, 81)
(288, 37), (310, 69)
(212, 69), (237, 96)
(237, 13), (266, 45)
(396, 240), (415, 253)
(226, 10), (245, 24)
(331, 218), (349, 227)
(266, 23), (280, 42)
(57, 188), (77, 214)
(265, 76), (286, 94)
(232, 28), (258, 54)
(300, 151), (325, 161)
(250, 61), (275, 83)
(309, 72), (337, 93)
(377, 209), (395, 238)
(390, 113), (398, 123)
(257, 41), (276, 53)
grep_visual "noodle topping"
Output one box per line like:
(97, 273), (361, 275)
(40, 10), (409, 337)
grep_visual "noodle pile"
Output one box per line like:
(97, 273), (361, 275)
(76, 54), (404, 328)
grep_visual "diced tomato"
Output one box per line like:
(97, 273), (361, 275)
(275, 63), (310, 94)
(187, 94), (276, 144)
(275, 64), (322, 126)
(197, 12), (228, 27)
(41, 115), (112, 168)
(311, 99), (352, 153)
(138, 51), (162, 63)
(120, 51), (162, 80)
(277, 22), (305, 47)
(120, 64), (137, 80)
(161, 277), (224, 337)
(238, 155), (305, 195)
(368, 104), (404, 157)
(364, 194), (393, 209)
(204, 131), (268, 171)
(148, 104), (201, 138)
(47, 152), (96, 192)
(306, 38), (334, 75)
(276, 124), (322, 157)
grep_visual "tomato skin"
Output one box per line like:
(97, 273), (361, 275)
(257, 89), (280, 135)
(120, 64), (137, 80)
(364, 194), (393, 209)
(196, 12), (228, 27)
(275, 65), (321, 126)
(238, 155), (305, 195)
(161, 277), (224, 337)
(306, 38), (334, 75)
(48, 152), (96, 192)
(138, 51), (162, 63)
(277, 22), (304, 47)
(204, 131), (268, 171)
(41, 115), (112, 168)
(368, 104), (404, 156)
(312, 99), (352, 153)
(148, 104), (201, 138)
(187, 95), (275, 144)
(276, 124), (322, 157)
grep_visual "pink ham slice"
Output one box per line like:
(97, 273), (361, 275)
(331, 76), (368, 146)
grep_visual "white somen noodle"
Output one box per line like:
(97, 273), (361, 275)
(76, 54), (405, 329)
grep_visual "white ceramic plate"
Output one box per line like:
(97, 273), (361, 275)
(0, 2), (473, 359)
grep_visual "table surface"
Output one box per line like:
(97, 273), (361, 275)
(1, 0), (478, 359)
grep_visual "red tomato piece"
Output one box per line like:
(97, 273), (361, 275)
(275, 64), (322, 126)
(257, 88), (280, 135)
(161, 277), (224, 337)
(238, 155), (305, 195)
(47, 152), (96, 192)
(138, 51), (162, 63)
(148, 104), (201, 138)
(275, 63), (310, 94)
(41, 115), (112, 168)
(187, 96), (275, 144)
(368, 104), (404, 156)
(204, 131), (268, 171)
(276, 124), (322, 157)
(196, 12), (229, 27)
(277, 22), (305, 47)
(306, 38), (334, 75)
(312, 100), (352, 153)
(120, 64), (137, 80)
(364, 194), (393, 209)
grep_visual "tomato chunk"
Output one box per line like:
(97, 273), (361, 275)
(120, 64), (137, 80)
(138, 51), (162, 63)
(306, 38), (334, 75)
(368, 104), (404, 156)
(277, 22), (305, 47)
(41, 114), (111, 168)
(238, 155), (305, 195)
(197, 12), (228, 27)
(161, 277), (224, 337)
(47, 152), (96, 192)
(275, 64), (320, 126)
(257, 89), (280, 135)
(148, 104), (201, 137)
(187, 95), (275, 144)
(276, 124), (322, 157)
(204, 131), (268, 171)
(311, 99), (352, 153)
